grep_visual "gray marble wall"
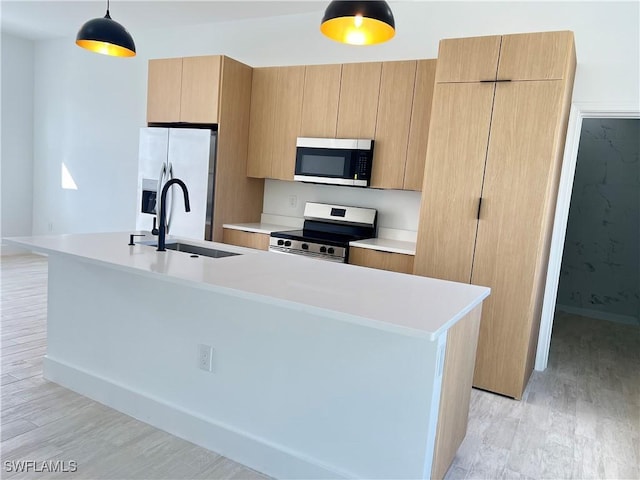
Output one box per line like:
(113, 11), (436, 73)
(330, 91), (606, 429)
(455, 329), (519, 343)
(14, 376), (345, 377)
(557, 118), (640, 325)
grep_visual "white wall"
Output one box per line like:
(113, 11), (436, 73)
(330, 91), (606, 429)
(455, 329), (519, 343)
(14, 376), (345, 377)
(1, 33), (34, 253)
(21, 1), (640, 235)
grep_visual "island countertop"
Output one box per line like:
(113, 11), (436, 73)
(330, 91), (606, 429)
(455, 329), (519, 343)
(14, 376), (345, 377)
(6, 232), (489, 340)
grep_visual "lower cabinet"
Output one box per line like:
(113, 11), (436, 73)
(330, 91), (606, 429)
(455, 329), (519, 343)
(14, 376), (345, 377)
(222, 229), (270, 251)
(349, 247), (414, 274)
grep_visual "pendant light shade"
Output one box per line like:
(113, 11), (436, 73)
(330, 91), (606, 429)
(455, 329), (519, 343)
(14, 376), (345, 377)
(76, 1), (136, 57)
(320, 1), (395, 46)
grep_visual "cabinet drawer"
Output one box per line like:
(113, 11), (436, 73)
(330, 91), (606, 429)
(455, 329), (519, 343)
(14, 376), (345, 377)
(349, 247), (414, 274)
(222, 229), (270, 251)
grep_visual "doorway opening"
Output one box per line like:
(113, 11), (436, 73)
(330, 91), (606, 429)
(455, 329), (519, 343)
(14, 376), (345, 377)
(536, 106), (640, 371)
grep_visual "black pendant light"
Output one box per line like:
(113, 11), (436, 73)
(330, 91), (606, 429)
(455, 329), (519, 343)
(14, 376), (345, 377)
(320, 1), (395, 46)
(76, 0), (136, 57)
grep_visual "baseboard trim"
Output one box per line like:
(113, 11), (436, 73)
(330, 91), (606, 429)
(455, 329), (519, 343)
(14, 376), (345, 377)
(43, 357), (352, 479)
(556, 304), (640, 326)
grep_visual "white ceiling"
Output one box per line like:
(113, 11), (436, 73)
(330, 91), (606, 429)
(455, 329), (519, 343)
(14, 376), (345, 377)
(0, 1), (331, 41)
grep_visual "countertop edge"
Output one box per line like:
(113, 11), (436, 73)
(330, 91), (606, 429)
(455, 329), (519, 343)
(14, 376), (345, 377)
(5, 236), (486, 340)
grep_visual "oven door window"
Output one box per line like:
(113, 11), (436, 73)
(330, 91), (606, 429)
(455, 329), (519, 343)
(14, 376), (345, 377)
(295, 148), (353, 178)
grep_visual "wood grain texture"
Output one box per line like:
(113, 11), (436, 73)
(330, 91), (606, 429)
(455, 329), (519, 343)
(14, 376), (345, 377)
(247, 67), (279, 178)
(300, 64), (341, 138)
(524, 38), (576, 384)
(179, 55), (221, 123)
(348, 247), (414, 274)
(431, 305), (482, 480)
(435, 36), (501, 83)
(498, 31), (575, 81)
(370, 61), (417, 189)
(213, 57), (264, 242)
(146, 58), (182, 123)
(470, 81), (566, 398)
(404, 59), (437, 191)
(222, 229), (270, 251)
(271, 66), (305, 181)
(413, 83), (495, 283)
(336, 62), (382, 138)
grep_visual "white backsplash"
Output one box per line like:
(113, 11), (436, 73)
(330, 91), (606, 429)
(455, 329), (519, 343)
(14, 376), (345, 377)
(262, 179), (422, 233)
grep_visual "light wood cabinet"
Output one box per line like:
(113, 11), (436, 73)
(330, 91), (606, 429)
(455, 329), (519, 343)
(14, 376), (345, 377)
(209, 57), (264, 242)
(404, 59), (437, 191)
(222, 228), (270, 251)
(414, 31), (576, 399)
(147, 58), (183, 123)
(147, 55), (221, 124)
(247, 66), (305, 180)
(435, 35), (501, 83)
(300, 64), (342, 138)
(370, 61), (417, 189)
(336, 62), (382, 139)
(179, 56), (221, 123)
(349, 247), (414, 274)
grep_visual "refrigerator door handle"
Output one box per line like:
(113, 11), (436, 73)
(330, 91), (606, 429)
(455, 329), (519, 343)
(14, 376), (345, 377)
(166, 162), (176, 234)
(157, 162), (167, 229)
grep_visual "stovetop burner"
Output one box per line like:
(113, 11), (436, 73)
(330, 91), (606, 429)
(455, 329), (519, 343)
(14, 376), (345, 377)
(269, 203), (377, 263)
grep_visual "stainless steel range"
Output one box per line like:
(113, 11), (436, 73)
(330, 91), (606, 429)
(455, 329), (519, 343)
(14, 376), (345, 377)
(269, 202), (377, 263)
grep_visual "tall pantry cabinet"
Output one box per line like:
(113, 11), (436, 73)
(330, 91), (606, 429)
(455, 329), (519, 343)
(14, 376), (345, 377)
(414, 31), (576, 399)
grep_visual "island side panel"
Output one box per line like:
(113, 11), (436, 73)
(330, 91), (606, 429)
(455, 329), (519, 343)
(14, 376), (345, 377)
(44, 254), (444, 479)
(431, 305), (483, 479)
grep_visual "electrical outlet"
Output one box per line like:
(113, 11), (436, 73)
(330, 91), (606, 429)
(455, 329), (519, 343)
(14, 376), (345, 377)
(197, 344), (214, 372)
(288, 195), (297, 208)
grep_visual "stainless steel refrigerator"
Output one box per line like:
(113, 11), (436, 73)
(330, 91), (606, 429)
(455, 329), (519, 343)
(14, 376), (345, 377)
(136, 127), (216, 241)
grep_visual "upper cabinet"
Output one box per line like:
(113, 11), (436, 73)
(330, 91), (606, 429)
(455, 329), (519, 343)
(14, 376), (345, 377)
(300, 64), (342, 138)
(147, 55), (222, 124)
(435, 36), (501, 83)
(247, 59), (436, 191)
(370, 61), (417, 189)
(404, 59), (437, 191)
(336, 62), (382, 139)
(247, 66), (305, 181)
(370, 59), (438, 190)
(435, 31), (575, 83)
(498, 31), (576, 81)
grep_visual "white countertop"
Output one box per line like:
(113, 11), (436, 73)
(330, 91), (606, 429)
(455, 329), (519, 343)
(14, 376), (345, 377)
(222, 223), (296, 235)
(350, 238), (417, 256)
(5, 232), (489, 341)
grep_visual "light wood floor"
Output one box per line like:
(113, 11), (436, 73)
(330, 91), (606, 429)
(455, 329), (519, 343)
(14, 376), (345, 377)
(2, 254), (639, 479)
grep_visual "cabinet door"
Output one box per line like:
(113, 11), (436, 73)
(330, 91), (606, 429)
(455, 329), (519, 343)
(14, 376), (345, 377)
(413, 83), (495, 283)
(222, 229), (270, 251)
(470, 80), (565, 398)
(247, 68), (279, 178)
(271, 66), (305, 181)
(147, 58), (183, 123)
(300, 64), (341, 138)
(180, 56), (221, 123)
(370, 61), (417, 189)
(498, 31), (574, 81)
(404, 59), (437, 191)
(349, 247), (415, 274)
(336, 62), (382, 138)
(435, 36), (501, 83)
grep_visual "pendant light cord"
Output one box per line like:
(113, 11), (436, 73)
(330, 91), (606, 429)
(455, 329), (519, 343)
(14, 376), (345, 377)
(105, 0), (111, 19)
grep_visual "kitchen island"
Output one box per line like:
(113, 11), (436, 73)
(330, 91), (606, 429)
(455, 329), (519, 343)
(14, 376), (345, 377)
(6, 232), (489, 480)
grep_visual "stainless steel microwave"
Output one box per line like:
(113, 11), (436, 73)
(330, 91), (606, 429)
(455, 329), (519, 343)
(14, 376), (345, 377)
(294, 137), (374, 187)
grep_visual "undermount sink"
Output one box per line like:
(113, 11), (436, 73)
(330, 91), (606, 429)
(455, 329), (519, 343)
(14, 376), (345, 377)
(143, 241), (241, 259)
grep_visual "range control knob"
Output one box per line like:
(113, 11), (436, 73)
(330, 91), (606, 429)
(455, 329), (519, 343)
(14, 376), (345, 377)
(277, 239), (284, 246)
(301, 243), (309, 250)
(284, 240), (292, 247)
(327, 247), (335, 254)
(319, 246), (327, 253)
